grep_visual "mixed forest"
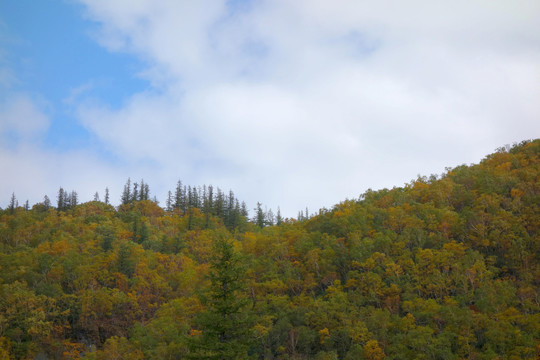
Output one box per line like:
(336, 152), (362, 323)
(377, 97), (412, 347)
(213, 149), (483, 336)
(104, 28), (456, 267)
(0, 139), (538, 359)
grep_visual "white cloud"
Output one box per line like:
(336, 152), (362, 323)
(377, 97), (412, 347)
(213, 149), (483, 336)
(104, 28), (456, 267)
(0, 94), (49, 139)
(71, 0), (540, 216)
(0, 143), (127, 207)
(0, 94), (129, 207)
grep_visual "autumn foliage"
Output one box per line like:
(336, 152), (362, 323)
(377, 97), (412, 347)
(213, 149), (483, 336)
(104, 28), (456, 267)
(0, 140), (538, 359)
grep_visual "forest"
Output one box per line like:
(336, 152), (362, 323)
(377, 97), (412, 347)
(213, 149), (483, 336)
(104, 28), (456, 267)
(0, 139), (538, 359)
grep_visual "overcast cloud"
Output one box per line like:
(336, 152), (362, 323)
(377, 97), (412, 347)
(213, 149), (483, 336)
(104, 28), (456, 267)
(2, 0), (539, 216)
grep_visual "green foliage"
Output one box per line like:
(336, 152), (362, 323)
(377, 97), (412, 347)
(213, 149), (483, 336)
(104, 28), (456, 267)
(189, 235), (254, 359)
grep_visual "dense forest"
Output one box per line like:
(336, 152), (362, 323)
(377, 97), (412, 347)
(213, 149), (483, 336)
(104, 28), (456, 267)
(0, 140), (538, 359)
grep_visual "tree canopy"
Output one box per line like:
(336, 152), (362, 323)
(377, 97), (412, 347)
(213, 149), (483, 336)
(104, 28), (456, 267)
(0, 139), (538, 359)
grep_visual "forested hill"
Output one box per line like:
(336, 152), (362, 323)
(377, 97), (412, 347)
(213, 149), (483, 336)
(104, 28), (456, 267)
(0, 140), (538, 359)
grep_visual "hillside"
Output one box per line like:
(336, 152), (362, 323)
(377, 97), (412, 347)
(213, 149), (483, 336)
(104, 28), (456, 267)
(0, 139), (538, 359)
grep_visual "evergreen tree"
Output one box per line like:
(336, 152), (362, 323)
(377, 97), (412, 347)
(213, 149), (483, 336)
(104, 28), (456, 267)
(241, 201), (248, 218)
(121, 178), (131, 205)
(215, 189), (224, 219)
(132, 182), (139, 203)
(24, 200), (29, 211)
(189, 235), (253, 359)
(266, 208), (275, 226)
(143, 183), (150, 201)
(174, 180), (183, 209)
(8, 193), (17, 213)
(207, 185), (214, 214)
(166, 191), (173, 212)
(93, 192), (100, 202)
(104, 187), (110, 205)
(63, 190), (71, 209)
(70, 191), (78, 208)
(57, 188), (65, 211)
(254, 202), (265, 228)
(117, 242), (135, 278)
(276, 207), (283, 226)
(225, 190), (235, 229)
(43, 195), (51, 209)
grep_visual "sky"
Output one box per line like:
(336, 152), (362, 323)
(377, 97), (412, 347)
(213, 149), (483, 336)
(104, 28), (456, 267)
(1, 0), (539, 217)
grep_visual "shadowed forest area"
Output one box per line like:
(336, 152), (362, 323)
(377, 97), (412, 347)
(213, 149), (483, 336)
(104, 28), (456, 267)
(0, 139), (538, 359)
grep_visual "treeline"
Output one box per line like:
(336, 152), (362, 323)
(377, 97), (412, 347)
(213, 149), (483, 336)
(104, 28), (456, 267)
(0, 139), (538, 359)
(6, 178), (290, 231)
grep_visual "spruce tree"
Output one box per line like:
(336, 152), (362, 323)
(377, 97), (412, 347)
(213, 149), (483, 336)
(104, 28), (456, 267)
(143, 183), (150, 201)
(189, 235), (253, 359)
(174, 180), (183, 209)
(254, 202), (265, 228)
(132, 182), (139, 202)
(121, 178), (131, 205)
(104, 187), (110, 205)
(276, 207), (283, 226)
(266, 208), (275, 226)
(241, 201), (248, 218)
(57, 188), (65, 211)
(70, 191), (78, 208)
(8, 193), (17, 213)
(166, 190), (173, 212)
(43, 195), (51, 209)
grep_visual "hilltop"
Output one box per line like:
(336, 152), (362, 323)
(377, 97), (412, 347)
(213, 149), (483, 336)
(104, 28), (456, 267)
(0, 139), (538, 359)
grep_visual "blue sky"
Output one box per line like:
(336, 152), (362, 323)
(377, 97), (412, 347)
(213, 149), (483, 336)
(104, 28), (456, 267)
(0, 0), (146, 150)
(1, 0), (539, 216)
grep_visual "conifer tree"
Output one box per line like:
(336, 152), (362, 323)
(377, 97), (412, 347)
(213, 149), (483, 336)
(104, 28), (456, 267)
(57, 187), (65, 211)
(8, 193), (17, 213)
(189, 235), (253, 359)
(241, 201), (248, 218)
(70, 191), (78, 208)
(266, 208), (275, 226)
(104, 187), (110, 205)
(43, 195), (51, 209)
(174, 180), (183, 209)
(215, 189), (224, 219)
(254, 202), (265, 228)
(121, 178), (131, 205)
(166, 191), (173, 212)
(132, 182), (139, 203)
(143, 183), (150, 201)
(276, 207), (283, 226)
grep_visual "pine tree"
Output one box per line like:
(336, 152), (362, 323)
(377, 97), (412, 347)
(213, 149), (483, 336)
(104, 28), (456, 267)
(215, 189), (224, 219)
(94, 192), (100, 202)
(189, 235), (253, 359)
(132, 182), (139, 203)
(143, 183), (150, 201)
(70, 191), (78, 208)
(121, 178), (131, 205)
(174, 180), (183, 209)
(117, 242), (135, 278)
(226, 190), (235, 229)
(57, 188), (65, 211)
(276, 207), (283, 226)
(266, 208), (275, 226)
(104, 187), (110, 205)
(254, 202), (265, 228)
(241, 201), (248, 218)
(8, 193), (17, 213)
(43, 195), (51, 209)
(166, 191), (173, 212)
